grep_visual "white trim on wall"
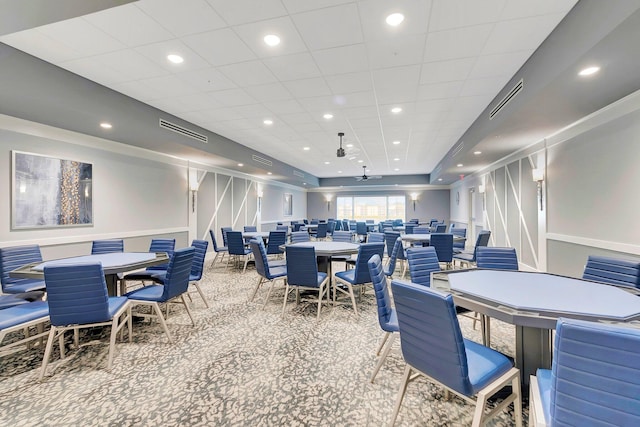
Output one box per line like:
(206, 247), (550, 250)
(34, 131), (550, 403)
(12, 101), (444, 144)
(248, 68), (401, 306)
(547, 233), (640, 256)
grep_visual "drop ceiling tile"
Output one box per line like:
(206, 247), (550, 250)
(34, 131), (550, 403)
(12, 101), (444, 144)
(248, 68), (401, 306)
(325, 72), (372, 94)
(209, 88), (258, 106)
(468, 50), (532, 79)
(460, 75), (510, 97)
(419, 57), (476, 84)
(0, 31), (83, 63)
(358, 0), (432, 40)
(298, 95), (339, 112)
(423, 24), (493, 62)
(218, 60), (278, 86)
(482, 15), (565, 55)
(84, 4), (174, 47)
(232, 104), (275, 118)
(284, 78), (332, 98)
(37, 18), (126, 56)
(341, 106), (378, 120)
(135, 75), (201, 100)
(112, 81), (158, 101)
(340, 91), (377, 108)
(416, 81), (464, 100)
(136, 0), (227, 36)
(281, 0), (352, 14)
(263, 99), (304, 114)
(294, 122), (323, 132)
(312, 44), (369, 75)
(197, 107), (245, 121)
(59, 57), (131, 85)
(280, 112), (316, 125)
(500, 0), (578, 20)
(428, 0), (506, 32)
(262, 53), (322, 81)
(292, 4), (363, 51)
(346, 116), (381, 129)
(206, 0), (288, 25)
(218, 118), (256, 131)
(371, 65), (421, 104)
(244, 82), (293, 102)
(92, 49), (170, 81)
(151, 93), (223, 113)
(135, 40), (211, 73)
(234, 16), (307, 57)
(366, 34), (426, 69)
(182, 28), (256, 66)
(176, 68), (237, 92)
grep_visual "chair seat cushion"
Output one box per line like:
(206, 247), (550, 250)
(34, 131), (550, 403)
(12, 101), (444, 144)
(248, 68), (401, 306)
(0, 291), (45, 310)
(125, 284), (165, 302)
(216, 246), (228, 252)
(464, 338), (513, 394)
(536, 368), (552, 424)
(0, 301), (49, 330)
(453, 252), (475, 262)
(335, 269), (356, 284)
(267, 266), (287, 278)
(3, 279), (46, 294)
(123, 271), (160, 281)
(380, 308), (399, 333)
(108, 296), (129, 317)
(290, 272), (327, 288)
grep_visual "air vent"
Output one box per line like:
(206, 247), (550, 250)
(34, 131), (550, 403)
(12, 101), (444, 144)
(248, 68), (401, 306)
(159, 119), (208, 143)
(293, 170), (305, 178)
(489, 79), (523, 120)
(451, 141), (464, 158)
(252, 155), (273, 167)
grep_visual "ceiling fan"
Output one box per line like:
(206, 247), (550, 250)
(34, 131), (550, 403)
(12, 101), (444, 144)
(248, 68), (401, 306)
(336, 132), (345, 158)
(355, 165), (382, 181)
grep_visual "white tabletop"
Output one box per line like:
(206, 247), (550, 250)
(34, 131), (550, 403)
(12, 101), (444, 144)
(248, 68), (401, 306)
(287, 241), (359, 256)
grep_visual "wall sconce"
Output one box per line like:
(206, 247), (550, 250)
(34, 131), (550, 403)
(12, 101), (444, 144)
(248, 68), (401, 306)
(325, 194), (333, 211)
(478, 184), (485, 210)
(410, 193), (419, 211)
(532, 168), (544, 210)
(258, 190), (263, 212)
(189, 182), (199, 213)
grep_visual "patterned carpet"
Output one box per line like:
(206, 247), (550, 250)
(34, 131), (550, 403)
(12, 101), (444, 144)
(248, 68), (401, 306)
(0, 258), (526, 426)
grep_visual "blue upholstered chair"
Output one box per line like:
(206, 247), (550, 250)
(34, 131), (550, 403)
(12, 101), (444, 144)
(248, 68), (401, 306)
(384, 237), (403, 280)
(266, 231), (286, 258)
(327, 220), (336, 236)
(209, 229), (228, 266)
(91, 239), (124, 254)
(355, 222), (368, 242)
(226, 231), (252, 273)
(290, 231), (310, 244)
(333, 220), (342, 231)
(0, 300), (49, 357)
(282, 246), (330, 320)
(249, 239), (287, 308)
(331, 230), (352, 243)
(434, 223), (447, 233)
(367, 232), (384, 243)
(121, 238), (175, 294)
(333, 243), (384, 315)
(0, 291), (45, 310)
(405, 246), (440, 287)
(582, 255), (640, 289)
(313, 222), (328, 240)
(276, 225), (289, 233)
(40, 263), (131, 379)
(429, 233), (454, 268)
(428, 219), (439, 228)
(126, 247), (195, 343)
(0, 245), (46, 294)
(384, 231), (406, 275)
(529, 318), (640, 427)
(221, 227), (232, 248)
(452, 227), (467, 252)
(476, 247), (519, 270)
(404, 224), (414, 235)
(389, 280), (522, 426)
(186, 239), (209, 308)
(413, 226), (429, 234)
(453, 230), (491, 268)
(243, 225), (257, 232)
(342, 220), (350, 231)
(367, 254), (399, 383)
(292, 222), (303, 232)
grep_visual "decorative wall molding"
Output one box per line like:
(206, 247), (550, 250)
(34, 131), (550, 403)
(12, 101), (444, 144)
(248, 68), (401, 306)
(547, 233), (640, 256)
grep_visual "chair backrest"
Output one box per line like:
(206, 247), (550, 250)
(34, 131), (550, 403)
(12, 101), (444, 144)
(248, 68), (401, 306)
(310, 219), (319, 225)
(582, 255), (640, 289)
(276, 225), (289, 232)
(44, 263), (110, 326)
(392, 219), (403, 226)
(285, 246), (319, 287)
(315, 222), (328, 238)
(209, 229), (223, 252)
(448, 223), (455, 233)
(342, 220), (350, 231)
(290, 231), (310, 243)
(368, 232), (384, 243)
(250, 239), (270, 279)
(244, 225), (257, 232)
(221, 227), (232, 246)
(161, 247), (195, 301)
(476, 247), (519, 271)
(435, 223), (447, 233)
(352, 243), (385, 284)
(332, 231), (353, 243)
(391, 279), (475, 397)
(429, 233), (454, 263)
(452, 228), (467, 249)
(91, 239), (124, 254)
(471, 231), (491, 260)
(367, 254), (395, 330)
(0, 245), (43, 291)
(147, 238), (176, 271)
(429, 219), (439, 227)
(189, 239), (209, 280)
(292, 223), (302, 232)
(334, 220), (342, 231)
(404, 224), (415, 235)
(226, 231), (247, 255)
(549, 318), (640, 425)
(356, 222), (367, 235)
(406, 246), (440, 287)
(266, 231), (287, 255)
(414, 227), (429, 234)
(327, 220), (336, 235)
(384, 231), (403, 260)
(385, 237), (403, 277)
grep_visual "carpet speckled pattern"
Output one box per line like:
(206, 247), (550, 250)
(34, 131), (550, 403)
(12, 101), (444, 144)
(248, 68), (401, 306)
(0, 258), (526, 426)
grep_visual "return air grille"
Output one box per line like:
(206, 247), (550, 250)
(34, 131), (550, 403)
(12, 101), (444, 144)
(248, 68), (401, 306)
(293, 170), (305, 178)
(489, 79), (523, 120)
(159, 119), (208, 143)
(252, 155), (273, 167)
(451, 141), (464, 158)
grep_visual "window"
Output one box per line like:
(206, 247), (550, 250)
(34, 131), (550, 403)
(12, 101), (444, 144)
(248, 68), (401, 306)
(336, 196), (405, 222)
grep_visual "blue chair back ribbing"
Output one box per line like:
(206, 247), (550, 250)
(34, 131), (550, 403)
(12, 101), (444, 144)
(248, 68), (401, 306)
(160, 247), (195, 301)
(384, 231), (404, 260)
(91, 239), (124, 254)
(452, 228), (467, 249)
(285, 246), (321, 287)
(367, 254), (396, 332)
(332, 231), (352, 243)
(429, 233), (454, 263)
(243, 225), (257, 232)
(414, 227), (429, 234)
(266, 231), (287, 255)
(368, 232), (384, 243)
(290, 231), (310, 243)
(385, 237), (402, 277)
(406, 246), (440, 287)
(189, 240), (208, 281)
(352, 243), (385, 284)
(404, 224), (415, 235)
(476, 247), (519, 271)
(315, 223), (328, 239)
(147, 238), (175, 271)
(356, 222), (367, 236)
(250, 239), (271, 279)
(221, 227), (232, 246)
(334, 220), (342, 231)
(0, 245), (45, 294)
(227, 231), (249, 255)
(44, 263), (110, 326)
(276, 225), (289, 232)
(342, 220), (350, 231)
(209, 229), (226, 252)
(582, 255), (640, 289)
(435, 223), (447, 233)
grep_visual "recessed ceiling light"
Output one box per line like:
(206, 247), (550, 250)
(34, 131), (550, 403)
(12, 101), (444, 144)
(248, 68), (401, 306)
(437, 178), (443, 182)
(324, 161), (330, 165)
(357, 159), (364, 163)
(394, 168), (400, 171)
(267, 172), (272, 175)
(338, 171), (343, 174)
(303, 147), (310, 151)
(303, 182), (307, 185)
(238, 163), (244, 167)
(457, 163), (463, 167)
(323, 113), (333, 119)
(386, 13), (405, 27)
(346, 143), (353, 148)
(263, 34), (280, 47)
(348, 156), (356, 160)
(392, 140), (400, 145)
(99, 122), (112, 129)
(263, 119), (273, 125)
(391, 107), (402, 114)
(474, 151), (482, 155)
(394, 158), (400, 161)
(578, 66), (600, 76)
(167, 54), (184, 64)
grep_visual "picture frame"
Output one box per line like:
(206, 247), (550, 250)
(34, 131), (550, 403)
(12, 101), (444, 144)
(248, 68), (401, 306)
(12, 151), (93, 229)
(283, 193), (293, 216)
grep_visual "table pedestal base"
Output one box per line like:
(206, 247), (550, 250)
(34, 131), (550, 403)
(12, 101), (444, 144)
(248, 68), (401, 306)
(515, 326), (552, 388)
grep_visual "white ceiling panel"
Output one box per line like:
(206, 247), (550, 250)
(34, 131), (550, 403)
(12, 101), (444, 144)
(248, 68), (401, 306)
(312, 44), (370, 75)
(234, 16), (307, 57)
(59, 57), (131, 85)
(1, 30), (84, 63)
(208, 88), (258, 107)
(206, 0), (288, 26)
(358, 0), (432, 40)
(218, 60), (278, 86)
(135, 40), (211, 73)
(468, 50), (532, 79)
(482, 14), (567, 55)
(262, 53), (322, 81)
(419, 57), (476, 85)
(292, 4), (363, 51)
(366, 34), (426, 70)
(423, 24), (494, 63)
(135, 75), (201, 100)
(428, 0), (506, 32)
(284, 78), (332, 98)
(182, 28), (256, 66)
(91, 49), (170, 81)
(37, 18), (125, 55)
(244, 83), (293, 102)
(281, 0), (353, 15)
(136, 0), (227, 36)
(500, 0), (578, 20)
(325, 72), (373, 95)
(175, 67), (237, 92)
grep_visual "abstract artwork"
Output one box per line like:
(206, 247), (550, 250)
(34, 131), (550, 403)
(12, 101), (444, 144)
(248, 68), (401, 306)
(12, 151), (93, 229)
(283, 193), (292, 216)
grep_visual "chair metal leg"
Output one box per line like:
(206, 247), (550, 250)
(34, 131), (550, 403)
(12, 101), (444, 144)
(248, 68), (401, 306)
(389, 364), (412, 426)
(180, 295), (196, 326)
(249, 277), (264, 302)
(39, 327), (58, 380)
(192, 282), (209, 308)
(281, 283), (290, 318)
(370, 333), (396, 383)
(107, 317), (119, 370)
(151, 303), (172, 343)
(375, 331), (391, 356)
